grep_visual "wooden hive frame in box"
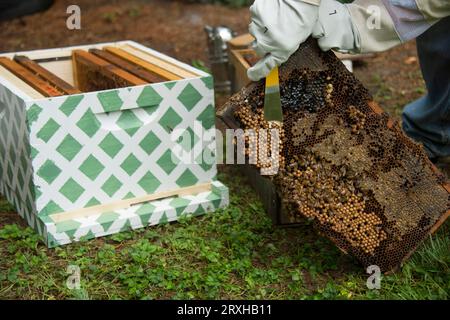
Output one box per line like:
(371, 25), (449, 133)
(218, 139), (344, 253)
(0, 41), (229, 247)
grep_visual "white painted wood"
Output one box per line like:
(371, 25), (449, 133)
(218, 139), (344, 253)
(49, 182), (212, 223)
(119, 44), (199, 79)
(39, 60), (75, 85)
(124, 41), (209, 77)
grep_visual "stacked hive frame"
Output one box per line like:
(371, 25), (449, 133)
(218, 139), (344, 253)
(220, 38), (450, 272)
(0, 41), (228, 247)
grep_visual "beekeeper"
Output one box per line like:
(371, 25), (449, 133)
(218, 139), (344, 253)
(247, 0), (450, 162)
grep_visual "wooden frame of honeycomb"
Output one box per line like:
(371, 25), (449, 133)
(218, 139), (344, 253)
(219, 38), (450, 273)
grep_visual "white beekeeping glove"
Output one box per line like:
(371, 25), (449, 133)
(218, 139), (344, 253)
(247, 0), (321, 81)
(312, 0), (450, 54)
(311, 0), (359, 53)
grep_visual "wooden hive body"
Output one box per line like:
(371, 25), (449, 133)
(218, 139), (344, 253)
(0, 41), (229, 247)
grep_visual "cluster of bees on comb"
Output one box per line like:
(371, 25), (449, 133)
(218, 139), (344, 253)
(231, 52), (449, 271)
(280, 152), (387, 255)
(234, 95), (285, 171)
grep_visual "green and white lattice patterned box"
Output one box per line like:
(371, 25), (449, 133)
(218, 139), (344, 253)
(0, 41), (229, 247)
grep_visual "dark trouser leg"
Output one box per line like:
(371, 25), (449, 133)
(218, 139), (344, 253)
(402, 17), (450, 159)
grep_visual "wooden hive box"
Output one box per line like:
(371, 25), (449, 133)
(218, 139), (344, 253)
(0, 41), (228, 247)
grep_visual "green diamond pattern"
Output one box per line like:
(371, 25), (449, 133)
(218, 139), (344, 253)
(98, 90), (123, 113)
(139, 131), (161, 155)
(121, 154), (142, 176)
(97, 212), (120, 232)
(201, 76), (213, 89)
(197, 105), (215, 130)
(20, 151), (28, 172)
(177, 127), (199, 152)
(27, 103), (43, 126)
(60, 95), (84, 117)
(37, 119), (60, 142)
(37, 160), (61, 184)
(196, 151), (213, 172)
(59, 178), (84, 202)
(40, 200), (63, 216)
(7, 165), (14, 185)
(99, 133), (124, 158)
(157, 149), (178, 175)
(56, 220), (82, 237)
(138, 171), (160, 194)
(176, 169), (199, 187)
(136, 86), (163, 108)
(101, 175), (122, 197)
(170, 197), (191, 216)
(79, 155), (105, 181)
(30, 146), (38, 159)
(159, 107), (182, 133)
(76, 109), (101, 138)
(178, 83), (202, 111)
(116, 110), (143, 137)
(86, 197), (101, 207)
(124, 192), (136, 199)
(56, 134), (83, 161)
(9, 147), (16, 165)
(17, 170), (24, 188)
(165, 82), (176, 90)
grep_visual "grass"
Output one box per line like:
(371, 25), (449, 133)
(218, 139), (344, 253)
(0, 168), (448, 300)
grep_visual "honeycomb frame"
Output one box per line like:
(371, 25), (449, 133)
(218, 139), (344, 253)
(219, 38), (450, 273)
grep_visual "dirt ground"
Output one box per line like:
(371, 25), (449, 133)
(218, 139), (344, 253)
(0, 0), (424, 117)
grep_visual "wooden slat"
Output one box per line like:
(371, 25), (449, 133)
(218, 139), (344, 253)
(72, 50), (147, 92)
(0, 57), (63, 97)
(89, 48), (167, 83)
(104, 46), (182, 81)
(118, 44), (200, 79)
(49, 182), (212, 223)
(334, 51), (376, 61)
(229, 49), (253, 91)
(228, 33), (255, 50)
(14, 55), (81, 95)
(0, 65), (44, 99)
(430, 209), (450, 234)
(368, 101), (385, 115)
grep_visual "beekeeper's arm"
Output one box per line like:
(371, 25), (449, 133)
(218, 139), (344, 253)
(247, 0), (450, 81)
(313, 0), (450, 54)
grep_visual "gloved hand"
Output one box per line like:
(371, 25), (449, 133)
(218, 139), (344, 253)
(247, 0), (320, 81)
(311, 0), (359, 53)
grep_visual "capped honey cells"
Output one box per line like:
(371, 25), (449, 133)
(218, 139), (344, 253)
(224, 38), (450, 273)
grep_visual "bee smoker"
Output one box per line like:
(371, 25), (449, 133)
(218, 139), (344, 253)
(204, 25), (236, 94)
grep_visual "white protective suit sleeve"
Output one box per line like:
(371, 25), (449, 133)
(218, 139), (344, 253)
(313, 0), (450, 54)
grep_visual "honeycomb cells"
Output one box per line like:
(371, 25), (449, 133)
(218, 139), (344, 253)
(230, 44), (450, 272)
